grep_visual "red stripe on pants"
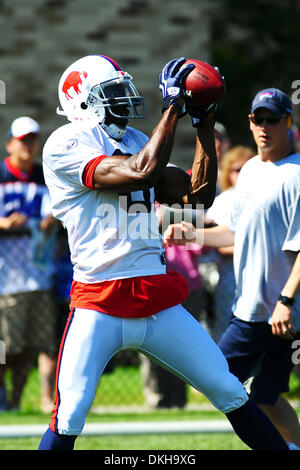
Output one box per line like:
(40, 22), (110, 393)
(50, 308), (75, 433)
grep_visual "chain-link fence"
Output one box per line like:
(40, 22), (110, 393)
(0, 226), (210, 412)
(2, 227), (299, 414)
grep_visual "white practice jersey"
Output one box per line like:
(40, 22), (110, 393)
(43, 122), (166, 284)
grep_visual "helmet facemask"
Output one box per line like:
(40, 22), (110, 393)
(89, 73), (145, 140)
(89, 73), (145, 120)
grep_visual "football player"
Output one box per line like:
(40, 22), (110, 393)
(38, 55), (288, 450)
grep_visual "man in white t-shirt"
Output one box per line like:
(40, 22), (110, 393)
(164, 87), (300, 449)
(38, 56), (289, 451)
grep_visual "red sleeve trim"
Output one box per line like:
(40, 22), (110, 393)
(82, 155), (110, 189)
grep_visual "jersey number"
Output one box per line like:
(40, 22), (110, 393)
(120, 189), (152, 214)
(112, 149), (153, 214)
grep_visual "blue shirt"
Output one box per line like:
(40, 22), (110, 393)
(0, 157), (55, 294)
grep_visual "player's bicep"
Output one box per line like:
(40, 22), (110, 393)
(84, 154), (153, 193)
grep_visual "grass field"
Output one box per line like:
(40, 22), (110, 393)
(0, 407), (249, 451)
(0, 432), (249, 451)
(1, 363), (300, 451)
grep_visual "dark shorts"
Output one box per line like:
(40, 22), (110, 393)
(218, 315), (300, 405)
(0, 290), (58, 356)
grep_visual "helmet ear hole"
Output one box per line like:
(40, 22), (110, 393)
(80, 102), (88, 110)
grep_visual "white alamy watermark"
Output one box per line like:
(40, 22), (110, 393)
(0, 80), (6, 104)
(291, 80), (300, 105)
(291, 340), (300, 365)
(0, 340), (5, 364)
(95, 197), (205, 247)
(160, 203), (205, 247)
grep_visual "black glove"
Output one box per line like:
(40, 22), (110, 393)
(186, 102), (218, 128)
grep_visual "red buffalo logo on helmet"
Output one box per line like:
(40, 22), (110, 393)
(62, 70), (88, 100)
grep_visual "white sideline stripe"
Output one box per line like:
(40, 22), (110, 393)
(0, 420), (233, 438)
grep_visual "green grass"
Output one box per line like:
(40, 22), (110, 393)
(16, 362), (215, 412)
(17, 362), (300, 411)
(93, 365), (145, 407)
(0, 433), (249, 451)
(0, 362), (300, 450)
(0, 407), (249, 450)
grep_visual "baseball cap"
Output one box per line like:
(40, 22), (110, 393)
(8, 116), (40, 140)
(250, 88), (292, 116)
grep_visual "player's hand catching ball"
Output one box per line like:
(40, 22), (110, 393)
(187, 102), (218, 128)
(159, 57), (195, 114)
(182, 60), (225, 127)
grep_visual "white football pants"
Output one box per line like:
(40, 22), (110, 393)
(52, 305), (248, 435)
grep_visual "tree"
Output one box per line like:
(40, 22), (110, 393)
(211, 0), (300, 145)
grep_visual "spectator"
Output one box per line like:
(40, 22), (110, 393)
(0, 117), (58, 412)
(214, 121), (231, 194)
(206, 146), (255, 341)
(164, 88), (300, 448)
(52, 225), (73, 343)
(195, 121), (232, 335)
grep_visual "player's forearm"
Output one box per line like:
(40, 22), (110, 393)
(93, 105), (180, 192)
(280, 251), (300, 299)
(136, 105), (180, 186)
(186, 114), (218, 208)
(195, 224), (235, 247)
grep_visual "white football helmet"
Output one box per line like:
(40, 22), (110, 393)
(57, 55), (145, 139)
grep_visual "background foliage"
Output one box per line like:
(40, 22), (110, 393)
(211, 0), (300, 145)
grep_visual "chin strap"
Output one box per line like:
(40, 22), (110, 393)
(101, 122), (127, 140)
(57, 106), (127, 140)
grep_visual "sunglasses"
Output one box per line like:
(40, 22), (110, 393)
(249, 114), (286, 126)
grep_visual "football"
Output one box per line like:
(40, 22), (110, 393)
(183, 59), (225, 107)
